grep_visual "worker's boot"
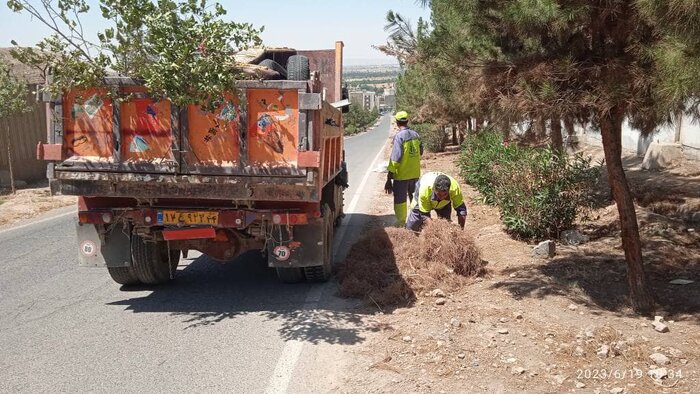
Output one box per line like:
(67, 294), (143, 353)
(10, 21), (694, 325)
(394, 202), (407, 227)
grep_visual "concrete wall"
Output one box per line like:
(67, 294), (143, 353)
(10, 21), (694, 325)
(579, 114), (700, 160)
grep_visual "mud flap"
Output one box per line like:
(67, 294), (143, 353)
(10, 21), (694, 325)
(267, 220), (324, 268)
(76, 223), (131, 267)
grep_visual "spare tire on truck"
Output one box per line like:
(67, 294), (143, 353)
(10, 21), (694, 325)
(286, 55), (310, 81)
(258, 59), (287, 79)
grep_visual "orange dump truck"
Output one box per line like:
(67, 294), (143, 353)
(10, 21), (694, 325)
(37, 42), (348, 285)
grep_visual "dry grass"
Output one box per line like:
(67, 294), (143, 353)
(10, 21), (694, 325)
(336, 219), (483, 307)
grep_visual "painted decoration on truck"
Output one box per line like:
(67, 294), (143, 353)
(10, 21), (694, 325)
(186, 96), (241, 166)
(120, 99), (174, 163)
(63, 88), (114, 159)
(247, 89), (299, 166)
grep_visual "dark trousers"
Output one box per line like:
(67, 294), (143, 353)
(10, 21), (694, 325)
(392, 178), (418, 205)
(406, 204), (452, 231)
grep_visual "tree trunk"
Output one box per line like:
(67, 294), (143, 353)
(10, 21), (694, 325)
(4, 125), (15, 194)
(475, 116), (483, 132)
(466, 117), (473, 135)
(535, 117), (546, 140)
(551, 115), (563, 152)
(451, 125), (458, 145)
(599, 109), (654, 314)
(674, 109), (683, 143)
(563, 116), (576, 136)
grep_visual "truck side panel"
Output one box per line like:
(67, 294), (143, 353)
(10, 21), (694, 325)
(246, 88), (300, 167)
(63, 88), (114, 160)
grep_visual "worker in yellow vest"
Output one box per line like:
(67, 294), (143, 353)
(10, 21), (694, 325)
(406, 172), (468, 231)
(384, 111), (423, 226)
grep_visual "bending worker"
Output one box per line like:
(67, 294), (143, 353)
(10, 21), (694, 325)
(385, 111), (423, 226)
(406, 172), (468, 231)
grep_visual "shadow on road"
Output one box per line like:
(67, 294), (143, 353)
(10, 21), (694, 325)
(107, 213), (397, 345)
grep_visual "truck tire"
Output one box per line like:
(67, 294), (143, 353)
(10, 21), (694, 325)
(131, 235), (179, 285)
(286, 55), (310, 81)
(276, 267), (304, 283)
(258, 59), (287, 79)
(304, 205), (333, 282)
(107, 266), (139, 286)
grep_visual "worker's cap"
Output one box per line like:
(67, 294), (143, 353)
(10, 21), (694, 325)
(394, 111), (409, 122)
(434, 175), (451, 192)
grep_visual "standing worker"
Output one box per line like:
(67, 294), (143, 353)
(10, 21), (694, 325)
(406, 172), (468, 231)
(385, 111), (423, 226)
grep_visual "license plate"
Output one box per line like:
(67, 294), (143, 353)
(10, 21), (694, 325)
(158, 210), (219, 225)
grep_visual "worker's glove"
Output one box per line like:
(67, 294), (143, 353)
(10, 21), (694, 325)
(384, 172), (393, 194)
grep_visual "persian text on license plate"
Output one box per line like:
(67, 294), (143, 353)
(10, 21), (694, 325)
(158, 210), (219, 225)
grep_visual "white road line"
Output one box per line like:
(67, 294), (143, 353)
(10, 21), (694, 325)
(263, 135), (386, 394)
(0, 209), (75, 235)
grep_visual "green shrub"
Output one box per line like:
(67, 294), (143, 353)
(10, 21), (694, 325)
(459, 128), (523, 204)
(412, 123), (446, 152)
(344, 105), (379, 135)
(459, 129), (600, 240)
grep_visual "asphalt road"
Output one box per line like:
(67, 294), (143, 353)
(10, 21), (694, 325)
(0, 115), (391, 394)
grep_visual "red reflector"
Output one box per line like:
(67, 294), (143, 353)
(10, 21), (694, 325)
(312, 210), (321, 218)
(163, 228), (216, 241)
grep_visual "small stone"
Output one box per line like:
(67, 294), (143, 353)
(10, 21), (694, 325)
(585, 330), (595, 338)
(597, 345), (610, 358)
(648, 368), (668, 380)
(652, 321), (669, 333)
(680, 358), (688, 365)
(457, 353), (466, 359)
(431, 289), (446, 298)
(403, 336), (412, 342)
(511, 367), (526, 375)
(435, 298), (447, 305)
(513, 311), (524, 319)
(509, 273), (517, 278)
(575, 381), (586, 389)
(610, 388), (624, 394)
(533, 240), (556, 258)
(450, 318), (461, 327)
(552, 374), (567, 385)
(649, 353), (670, 365)
(568, 304), (578, 311)
(561, 229), (590, 245)
(498, 328), (509, 334)
(506, 357), (517, 363)
(574, 346), (585, 357)
(499, 317), (509, 323)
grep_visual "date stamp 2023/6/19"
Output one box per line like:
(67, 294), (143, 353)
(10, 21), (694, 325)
(576, 368), (684, 380)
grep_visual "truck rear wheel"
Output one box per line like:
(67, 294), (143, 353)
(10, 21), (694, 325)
(131, 234), (179, 285)
(276, 267), (304, 283)
(107, 266), (139, 286)
(304, 205), (333, 282)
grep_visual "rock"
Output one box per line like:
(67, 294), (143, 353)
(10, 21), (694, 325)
(511, 367), (526, 375)
(648, 367), (668, 380)
(610, 388), (624, 394)
(652, 321), (669, 333)
(457, 353), (466, 359)
(574, 346), (585, 357)
(642, 142), (682, 170)
(498, 328), (509, 334)
(402, 336), (412, 342)
(435, 298), (447, 306)
(499, 317), (509, 323)
(561, 229), (590, 245)
(509, 273), (517, 278)
(680, 358), (688, 365)
(552, 374), (567, 385)
(513, 311), (524, 319)
(568, 303), (578, 311)
(649, 353), (670, 365)
(533, 240), (556, 258)
(597, 345), (610, 358)
(506, 357), (517, 363)
(431, 289), (446, 298)
(450, 318), (461, 328)
(669, 279), (694, 285)
(575, 381), (586, 389)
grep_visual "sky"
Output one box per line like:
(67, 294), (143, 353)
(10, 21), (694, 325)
(0, 0), (431, 65)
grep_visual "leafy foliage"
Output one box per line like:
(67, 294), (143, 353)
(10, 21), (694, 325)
(460, 130), (599, 240)
(411, 123), (446, 153)
(7, 0), (262, 107)
(0, 62), (30, 119)
(343, 105), (379, 135)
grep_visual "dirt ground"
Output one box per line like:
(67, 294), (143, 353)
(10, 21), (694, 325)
(0, 182), (76, 227)
(335, 142), (699, 393)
